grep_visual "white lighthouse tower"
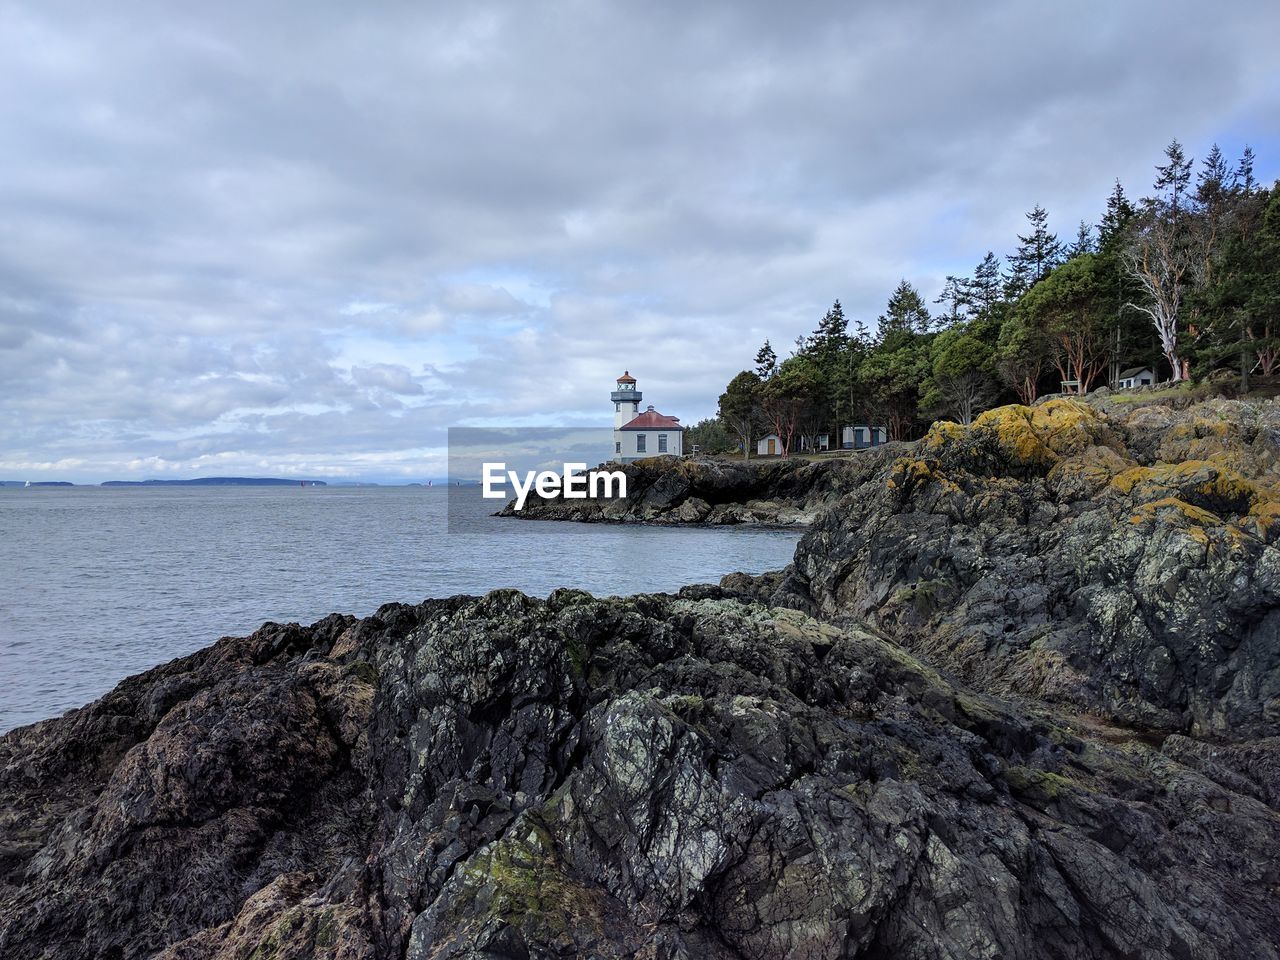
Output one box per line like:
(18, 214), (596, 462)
(611, 371), (641, 428)
(611, 371), (684, 463)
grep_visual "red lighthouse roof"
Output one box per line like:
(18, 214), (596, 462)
(620, 405), (683, 430)
(616, 370), (637, 384)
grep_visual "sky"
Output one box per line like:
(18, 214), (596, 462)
(2, 1), (1278, 483)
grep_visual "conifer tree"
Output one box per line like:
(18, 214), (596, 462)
(1069, 221), (1095, 257)
(1099, 180), (1136, 250)
(1003, 258), (1033, 301)
(754, 340), (778, 380)
(969, 252), (1002, 317)
(934, 276), (971, 327)
(1197, 144), (1229, 206)
(804, 300), (851, 435)
(1153, 139), (1193, 225)
(1233, 146), (1257, 195)
(1006, 205), (1064, 296)
(879, 280), (931, 338)
(811, 301), (848, 359)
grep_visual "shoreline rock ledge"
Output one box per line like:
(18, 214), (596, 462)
(499, 451), (900, 526)
(3, 588), (1280, 958)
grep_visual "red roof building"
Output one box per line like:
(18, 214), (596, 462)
(619, 405), (683, 431)
(612, 374), (684, 462)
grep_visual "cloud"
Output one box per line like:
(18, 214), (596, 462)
(349, 363), (425, 396)
(0, 0), (1277, 480)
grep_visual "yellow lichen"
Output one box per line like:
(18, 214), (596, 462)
(1128, 496), (1222, 526)
(968, 398), (1115, 471)
(1110, 460), (1262, 517)
(923, 420), (966, 452)
(1046, 446), (1129, 496)
(886, 457), (961, 495)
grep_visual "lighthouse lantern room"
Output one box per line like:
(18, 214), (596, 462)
(611, 371), (641, 429)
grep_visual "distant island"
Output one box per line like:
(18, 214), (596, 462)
(99, 477), (328, 487)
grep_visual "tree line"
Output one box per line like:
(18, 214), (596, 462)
(686, 140), (1280, 457)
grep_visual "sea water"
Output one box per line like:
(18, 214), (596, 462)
(0, 485), (800, 731)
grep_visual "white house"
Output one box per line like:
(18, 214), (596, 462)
(757, 433), (782, 456)
(1116, 366), (1155, 389)
(842, 425), (888, 449)
(612, 371), (683, 463)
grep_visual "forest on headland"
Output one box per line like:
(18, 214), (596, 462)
(690, 140), (1280, 455)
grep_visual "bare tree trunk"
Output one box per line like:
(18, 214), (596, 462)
(1123, 214), (1196, 384)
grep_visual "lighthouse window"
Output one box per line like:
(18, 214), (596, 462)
(637, 434), (646, 453)
(658, 434), (668, 453)
(615, 440), (621, 454)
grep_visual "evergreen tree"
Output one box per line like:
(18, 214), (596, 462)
(1192, 184), (1279, 386)
(1003, 258), (1033, 301)
(969, 252), (1002, 317)
(1197, 143), (1229, 207)
(1099, 180), (1136, 250)
(934, 276), (971, 327)
(806, 300), (851, 434)
(1006, 205), (1064, 297)
(1233, 145), (1256, 195)
(754, 340), (778, 380)
(811, 301), (848, 359)
(1153, 138), (1193, 224)
(878, 280), (932, 339)
(1069, 220), (1095, 257)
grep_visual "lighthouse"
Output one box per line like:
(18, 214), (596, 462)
(611, 371), (684, 463)
(611, 371), (641, 428)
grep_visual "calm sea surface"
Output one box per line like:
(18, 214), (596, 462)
(0, 485), (800, 732)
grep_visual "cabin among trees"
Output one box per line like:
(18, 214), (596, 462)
(689, 140), (1279, 459)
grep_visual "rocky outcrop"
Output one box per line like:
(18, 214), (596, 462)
(761, 397), (1280, 740)
(4, 590), (1280, 958)
(500, 452), (899, 525)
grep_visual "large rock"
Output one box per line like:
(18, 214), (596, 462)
(4, 590), (1280, 957)
(773, 397), (1280, 738)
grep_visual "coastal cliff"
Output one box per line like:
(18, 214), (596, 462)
(3, 394), (1280, 957)
(3, 590), (1280, 958)
(742, 396), (1280, 740)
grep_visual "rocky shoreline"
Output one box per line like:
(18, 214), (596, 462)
(4, 394), (1280, 957)
(498, 450), (902, 526)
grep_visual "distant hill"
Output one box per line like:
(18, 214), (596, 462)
(100, 477), (327, 487)
(0, 481), (75, 487)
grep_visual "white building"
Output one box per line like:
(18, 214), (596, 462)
(842, 425), (888, 449)
(757, 434), (782, 456)
(1116, 366), (1155, 389)
(612, 371), (683, 463)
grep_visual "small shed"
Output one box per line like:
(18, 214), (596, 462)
(1116, 367), (1155, 389)
(756, 434), (782, 456)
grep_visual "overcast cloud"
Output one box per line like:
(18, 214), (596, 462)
(2, 0), (1278, 481)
